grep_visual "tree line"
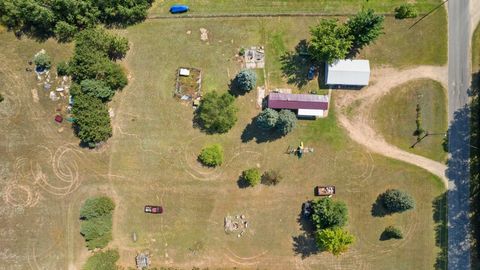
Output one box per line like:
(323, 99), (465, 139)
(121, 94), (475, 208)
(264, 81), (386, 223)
(0, 0), (153, 42)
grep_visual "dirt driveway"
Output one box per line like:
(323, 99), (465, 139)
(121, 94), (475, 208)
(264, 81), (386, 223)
(335, 65), (449, 186)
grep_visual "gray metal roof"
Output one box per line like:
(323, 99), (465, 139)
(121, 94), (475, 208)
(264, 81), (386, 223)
(326, 60), (370, 86)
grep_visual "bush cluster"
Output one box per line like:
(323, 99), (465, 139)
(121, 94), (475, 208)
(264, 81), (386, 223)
(198, 144), (224, 167)
(83, 249), (119, 270)
(261, 170), (282, 186)
(256, 109), (297, 136)
(395, 4), (418, 19)
(382, 226), (404, 240)
(80, 196), (115, 250)
(380, 189), (415, 213)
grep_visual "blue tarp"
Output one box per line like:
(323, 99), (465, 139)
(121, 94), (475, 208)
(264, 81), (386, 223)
(170, 5), (189, 14)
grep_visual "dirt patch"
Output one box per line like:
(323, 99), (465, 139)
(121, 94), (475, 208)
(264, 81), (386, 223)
(335, 65), (448, 186)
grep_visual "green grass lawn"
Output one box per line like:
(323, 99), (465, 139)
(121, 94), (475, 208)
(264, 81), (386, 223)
(473, 23), (480, 72)
(0, 10), (447, 270)
(372, 79), (448, 162)
(100, 18), (447, 269)
(359, 7), (447, 67)
(150, 0), (443, 16)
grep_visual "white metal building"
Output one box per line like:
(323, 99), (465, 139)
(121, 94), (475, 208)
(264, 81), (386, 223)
(325, 60), (370, 86)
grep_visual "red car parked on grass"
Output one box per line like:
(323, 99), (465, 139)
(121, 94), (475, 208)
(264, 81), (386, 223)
(144, 205), (163, 214)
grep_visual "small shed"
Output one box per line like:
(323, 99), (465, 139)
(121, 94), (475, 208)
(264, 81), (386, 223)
(325, 60), (370, 86)
(268, 93), (329, 118)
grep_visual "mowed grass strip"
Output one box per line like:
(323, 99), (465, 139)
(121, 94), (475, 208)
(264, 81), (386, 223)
(472, 23), (480, 72)
(372, 79), (448, 162)
(150, 0), (443, 16)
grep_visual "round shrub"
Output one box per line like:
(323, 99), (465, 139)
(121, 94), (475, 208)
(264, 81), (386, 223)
(242, 168), (261, 186)
(0, 93), (4, 103)
(256, 108), (279, 130)
(382, 226), (403, 240)
(234, 69), (257, 93)
(394, 4), (418, 19)
(34, 53), (52, 70)
(198, 144), (224, 167)
(276, 109), (297, 135)
(380, 189), (415, 213)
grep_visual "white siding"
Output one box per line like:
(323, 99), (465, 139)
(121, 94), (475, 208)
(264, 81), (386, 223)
(326, 60), (370, 86)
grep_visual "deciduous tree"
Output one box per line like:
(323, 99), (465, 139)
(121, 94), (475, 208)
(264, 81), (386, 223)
(196, 91), (238, 134)
(308, 19), (353, 64)
(311, 197), (348, 230)
(346, 9), (384, 50)
(315, 228), (354, 256)
(72, 93), (112, 147)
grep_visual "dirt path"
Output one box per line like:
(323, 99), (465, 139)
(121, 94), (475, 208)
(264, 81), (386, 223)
(335, 65), (449, 186)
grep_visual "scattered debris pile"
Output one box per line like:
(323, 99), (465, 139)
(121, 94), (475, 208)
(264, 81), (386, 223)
(224, 214), (249, 238)
(244, 46), (265, 69)
(135, 252), (150, 270)
(174, 67), (202, 106)
(30, 49), (74, 127)
(200, 28), (208, 41)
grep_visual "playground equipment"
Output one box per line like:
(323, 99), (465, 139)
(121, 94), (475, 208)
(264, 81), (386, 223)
(286, 142), (314, 158)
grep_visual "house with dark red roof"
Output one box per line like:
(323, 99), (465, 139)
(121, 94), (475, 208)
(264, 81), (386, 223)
(267, 92), (329, 118)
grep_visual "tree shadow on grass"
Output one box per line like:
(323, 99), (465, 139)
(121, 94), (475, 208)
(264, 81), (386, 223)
(433, 192), (448, 270)
(228, 77), (246, 97)
(236, 175), (250, 189)
(280, 39), (315, 89)
(471, 71), (480, 268)
(379, 231), (393, 241)
(292, 205), (318, 259)
(241, 117), (283, 144)
(371, 196), (389, 217)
